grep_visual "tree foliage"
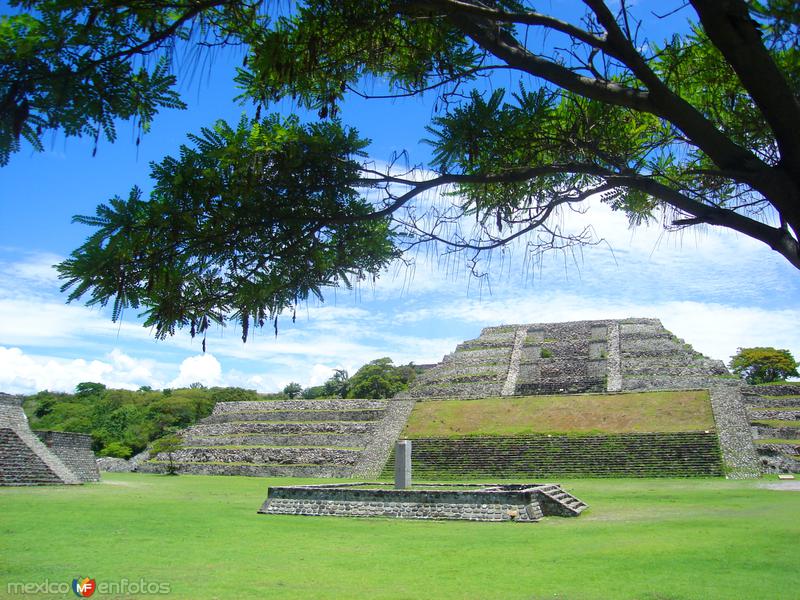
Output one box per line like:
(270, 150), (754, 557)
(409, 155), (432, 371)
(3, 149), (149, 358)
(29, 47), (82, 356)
(23, 383), (260, 455)
(4, 1), (800, 338)
(282, 382), (302, 398)
(322, 368), (350, 399)
(56, 115), (398, 342)
(150, 434), (183, 475)
(346, 357), (418, 399)
(729, 347), (799, 384)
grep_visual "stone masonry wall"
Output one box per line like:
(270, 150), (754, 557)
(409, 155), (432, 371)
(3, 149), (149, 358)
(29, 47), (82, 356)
(381, 432), (724, 479)
(0, 393), (80, 485)
(259, 483), (587, 522)
(34, 430), (100, 482)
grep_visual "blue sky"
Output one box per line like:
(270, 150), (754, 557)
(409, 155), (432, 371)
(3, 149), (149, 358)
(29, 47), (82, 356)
(1, 2), (799, 394)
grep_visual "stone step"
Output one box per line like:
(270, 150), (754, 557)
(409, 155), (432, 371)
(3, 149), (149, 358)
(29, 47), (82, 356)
(757, 442), (799, 455)
(137, 461), (352, 478)
(157, 446), (361, 466)
(211, 399), (389, 414)
(743, 384), (800, 397)
(441, 347), (512, 365)
(621, 376), (718, 391)
(751, 426), (800, 440)
(515, 378), (606, 395)
(623, 363), (726, 377)
(748, 408), (800, 420)
(401, 382), (504, 399)
(200, 409), (385, 424)
(741, 395), (800, 408)
(181, 433), (369, 448)
(414, 366), (506, 386)
(186, 421), (374, 436)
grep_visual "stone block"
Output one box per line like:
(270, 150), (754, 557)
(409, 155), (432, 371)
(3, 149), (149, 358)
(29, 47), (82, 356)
(395, 440), (412, 489)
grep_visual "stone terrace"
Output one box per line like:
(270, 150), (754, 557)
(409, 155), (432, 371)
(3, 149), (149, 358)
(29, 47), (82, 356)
(742, 383), (800, 474)
(397, 318), (758, 478)
(138, 399), (413, 478)
(399, 318), (730, 399)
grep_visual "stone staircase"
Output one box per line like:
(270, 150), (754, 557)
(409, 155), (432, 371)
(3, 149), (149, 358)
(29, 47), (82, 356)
(0, 428), (65, 485)
(0, 394), (81, 486)
(515, 322), (608, 395)
(138, 399), (413, 478)
(742, 384), (800, 473)
(535, 484), (589, 516)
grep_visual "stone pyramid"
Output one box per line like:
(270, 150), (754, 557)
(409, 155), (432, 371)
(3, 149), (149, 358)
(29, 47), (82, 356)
(0, 393), (82, 485)
(400, 318), (728, 398)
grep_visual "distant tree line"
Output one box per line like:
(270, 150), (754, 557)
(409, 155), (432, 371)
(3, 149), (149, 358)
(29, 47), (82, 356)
(23, 357), (421, 458)
(23, 383), (263, 459)
(287, 358), (423, 400)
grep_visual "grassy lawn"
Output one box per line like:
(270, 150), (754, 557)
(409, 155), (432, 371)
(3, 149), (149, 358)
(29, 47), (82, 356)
(403, 391), (713, 438)
(2, 473), (798, 599)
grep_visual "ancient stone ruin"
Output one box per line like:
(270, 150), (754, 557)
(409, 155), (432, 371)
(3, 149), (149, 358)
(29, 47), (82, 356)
(0, 393), (98, 485)
(137, 398), (414, 479)
(139, 318), (763, 480)
(259, 482), (587, 522)
(742, 383), (800, 473)
(397, 318), (729, 398)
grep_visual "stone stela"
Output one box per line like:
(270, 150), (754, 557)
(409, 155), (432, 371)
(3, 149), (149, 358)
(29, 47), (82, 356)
(394, 440), (411, 489)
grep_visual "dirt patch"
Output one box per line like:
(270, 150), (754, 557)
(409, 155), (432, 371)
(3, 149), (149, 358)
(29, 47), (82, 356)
(758, 481), (800, 491)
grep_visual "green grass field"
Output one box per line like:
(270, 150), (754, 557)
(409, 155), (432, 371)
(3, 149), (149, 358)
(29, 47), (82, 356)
(2, 473), (798, 599)
(403, 391), (714, 438)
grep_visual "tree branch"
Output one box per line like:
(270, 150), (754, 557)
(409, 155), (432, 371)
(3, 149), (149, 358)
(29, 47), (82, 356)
(609, 173), (800, 268)
(423, 0), (611, 52)
(690, 0), (800, 176)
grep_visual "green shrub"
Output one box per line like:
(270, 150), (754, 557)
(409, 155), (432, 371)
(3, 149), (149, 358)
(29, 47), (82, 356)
(99, 442), (133, 459)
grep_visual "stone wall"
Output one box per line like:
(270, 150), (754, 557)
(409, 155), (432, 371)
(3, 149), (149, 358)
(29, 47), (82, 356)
(742, 383), (800, 473)
(259, 483), (587, 522)
(380, 432), (724, 479)
(34, 430), (100, 482)
(97, 457), (133, 472)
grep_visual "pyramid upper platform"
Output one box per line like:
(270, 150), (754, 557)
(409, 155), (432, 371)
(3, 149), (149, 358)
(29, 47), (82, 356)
(399, 318), (728, 399)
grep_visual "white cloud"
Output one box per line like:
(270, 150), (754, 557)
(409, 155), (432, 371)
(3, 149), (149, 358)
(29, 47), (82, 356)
(0, 251), (63, 287)
(168, 354), (223, 389)
(0, 346), (163, 394)
(308, 364), (338, 386)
